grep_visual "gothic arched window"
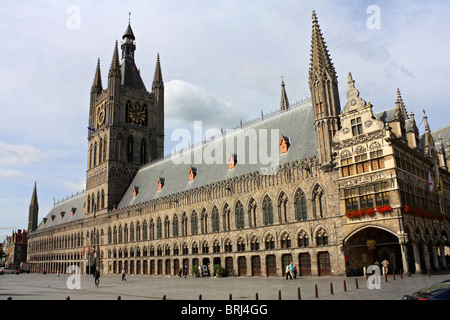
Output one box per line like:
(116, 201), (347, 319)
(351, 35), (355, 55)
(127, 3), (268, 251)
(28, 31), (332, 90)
(263, 195), (274, 226)
(140, 139), (147, 164)
(191, 211), (198, 235)
(127, 136), (134, 163)
(295, 188), (308, 221)
(156, 217), (162, 239)
(172, 214), (179, 237)
(235, 201), (245, 229)
(211, 206), (220, 232)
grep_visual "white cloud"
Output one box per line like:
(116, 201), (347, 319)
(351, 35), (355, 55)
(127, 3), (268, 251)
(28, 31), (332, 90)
(165, 79), (251, 131)
(0, 142), (49, 167)
(0, 169), (25, 179)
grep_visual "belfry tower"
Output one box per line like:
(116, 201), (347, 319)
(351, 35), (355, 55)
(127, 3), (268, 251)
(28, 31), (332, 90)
(85, 18), (164, 215)
(308, 11), (341, 170)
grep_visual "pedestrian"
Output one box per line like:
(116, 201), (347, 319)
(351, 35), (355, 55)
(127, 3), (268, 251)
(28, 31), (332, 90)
(381, 259), (389, 275)
(293, 264), (297, 279)
(184, 266), (187, 278)
(285, 264), (292, 280)
(288, 262), (294, 280)
(179, 268), (182, 278)
(198, 265), (202, 277)
(56, 269), (60, 277)
(121, 268), (127, 282)
(95, 270), (100, 287)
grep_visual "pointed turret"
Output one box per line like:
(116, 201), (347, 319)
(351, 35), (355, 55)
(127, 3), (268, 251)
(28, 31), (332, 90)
(109, 40), (121, 78)
(280, 77), (289, 111)
(152, 53), (164, 90)
(91, 58), (103, 94)
(395, 89), (408, 120)
(422, 109), (433, 157)
(438, 136), (448, 170)
(309, 10), (337, 81)
(308, 10), (341, 169)
(406, 110), (420, 150)
(28, 182), (39, 232)
(121, 22), (136, 60)
(152, 53), (164, 158)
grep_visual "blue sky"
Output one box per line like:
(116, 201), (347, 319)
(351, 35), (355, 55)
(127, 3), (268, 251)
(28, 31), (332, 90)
(1, 0), (449, 239)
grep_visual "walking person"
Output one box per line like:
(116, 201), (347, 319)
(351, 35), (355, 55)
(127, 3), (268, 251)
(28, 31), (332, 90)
(121, 268), (127, 282)
(184, 266), (187, 278)
(285, 264), (292, 280)
(293, 264), (297, 279)
(94, 270), (100, 287)
(288, 262), (294, 280)
(381, 259), (389, 275)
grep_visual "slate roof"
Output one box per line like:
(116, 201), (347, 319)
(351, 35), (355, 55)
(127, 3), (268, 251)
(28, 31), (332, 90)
(36, 193), (85, 231)
(121, 59), (146, 90)
(35, 100), (315, 230)
(117, 101), (316, 209)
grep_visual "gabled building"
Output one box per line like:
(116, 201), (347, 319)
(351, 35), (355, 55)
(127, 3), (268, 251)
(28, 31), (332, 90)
(27, 12), (450, 277)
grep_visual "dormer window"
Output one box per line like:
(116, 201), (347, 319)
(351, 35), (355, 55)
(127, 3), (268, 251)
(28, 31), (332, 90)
(280, 136), (290, 154)
(189, 167), (197, 181)
(229, 154), (237, 169)
(71, 208), (77, 216)
(51, 215), (56, 222)
(158, 178), (165, 190)
(133, 186), (139, 198)
(351, 117), (363, 136)
(60, 212), (65, 220)
(43, 218), (47, 224)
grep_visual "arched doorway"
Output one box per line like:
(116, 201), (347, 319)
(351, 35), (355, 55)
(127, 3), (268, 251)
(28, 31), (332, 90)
(344, 226), (402, 276)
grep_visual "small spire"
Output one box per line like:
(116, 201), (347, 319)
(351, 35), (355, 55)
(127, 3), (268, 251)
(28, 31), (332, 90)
(280, 75), (289, 111)
(152, 53), (164, 89)
(91, 58), (102, 93)
(309, 10), (336, 80)
(30, 182), (38, 208)
(423, 109), (430, 132)
(395, 88), (408, 119)
(109, 40), (121, 77)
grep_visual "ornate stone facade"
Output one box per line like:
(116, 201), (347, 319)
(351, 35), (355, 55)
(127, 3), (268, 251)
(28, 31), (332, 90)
(27, 12), (450, 278)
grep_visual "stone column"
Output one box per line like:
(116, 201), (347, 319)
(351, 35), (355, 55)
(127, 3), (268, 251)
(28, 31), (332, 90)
(439, 245), (448, 270)
(422, 245), (431, 272)
(412, 244), (422, 274)
(431, 245), (441, 271)
(398, 233), (410, 276)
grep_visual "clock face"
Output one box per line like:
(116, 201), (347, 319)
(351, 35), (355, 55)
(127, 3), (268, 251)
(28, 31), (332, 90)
(97, 107), (105, 125)
(128, 105), (147, 124)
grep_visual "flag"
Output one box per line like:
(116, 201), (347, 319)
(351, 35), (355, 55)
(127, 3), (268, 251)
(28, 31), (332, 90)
(82, 247), (85, 256)
(428, 172), (434, 191)
(438, 179), (444, 195)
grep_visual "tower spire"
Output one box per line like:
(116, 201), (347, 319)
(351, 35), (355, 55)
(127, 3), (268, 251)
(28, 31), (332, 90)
(28, 182), (39, 232)
(309, 10), (336, 81)
(109, 40), (121, 77)
(308, 10), (341, 169)
(152, 53), (164, 90)
(91, 58), (102, 94)
(280, 76), (289, 111)
(395, 88), (408, 119)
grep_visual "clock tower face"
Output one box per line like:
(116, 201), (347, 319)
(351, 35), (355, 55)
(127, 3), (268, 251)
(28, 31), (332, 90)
(128, 104), (147, 125)
(97, 106), (105, 126)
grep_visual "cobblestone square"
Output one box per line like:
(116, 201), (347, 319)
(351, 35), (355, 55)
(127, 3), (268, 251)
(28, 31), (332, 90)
(1, 272), (449, 301)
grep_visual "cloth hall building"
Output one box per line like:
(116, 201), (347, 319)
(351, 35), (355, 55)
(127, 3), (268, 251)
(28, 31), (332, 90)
(26, 12), (450, 278)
